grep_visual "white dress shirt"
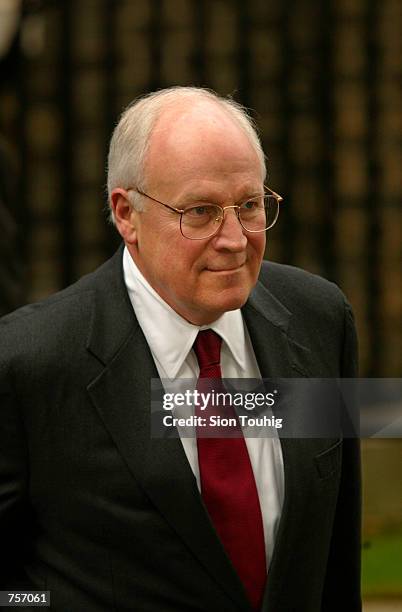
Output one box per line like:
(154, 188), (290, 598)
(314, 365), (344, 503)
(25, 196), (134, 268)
(123, 246), (284, 566)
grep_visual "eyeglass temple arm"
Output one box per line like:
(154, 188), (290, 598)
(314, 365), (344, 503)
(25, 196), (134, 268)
(128, 187), (184, 215)
(265, 186), (283, 202)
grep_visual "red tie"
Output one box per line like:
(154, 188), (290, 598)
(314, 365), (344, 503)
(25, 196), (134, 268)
(194, 330), (267, 611)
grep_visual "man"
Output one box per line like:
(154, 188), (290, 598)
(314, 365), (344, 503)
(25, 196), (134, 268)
(0, 87), (361, 611)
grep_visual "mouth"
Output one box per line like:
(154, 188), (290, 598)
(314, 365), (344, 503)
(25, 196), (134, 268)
(207, 262), (245, 273)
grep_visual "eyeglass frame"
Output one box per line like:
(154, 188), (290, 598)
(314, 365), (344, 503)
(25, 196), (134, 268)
(125, 186), (283, 240)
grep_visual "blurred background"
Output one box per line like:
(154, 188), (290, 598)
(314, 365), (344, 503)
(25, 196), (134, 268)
(0, 0), (401, 608)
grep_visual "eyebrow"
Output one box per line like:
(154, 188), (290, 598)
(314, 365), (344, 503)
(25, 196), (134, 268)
(177, 190), (265, 207)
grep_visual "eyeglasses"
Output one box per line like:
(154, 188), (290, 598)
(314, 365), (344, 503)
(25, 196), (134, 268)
(126, 186), (283, 240)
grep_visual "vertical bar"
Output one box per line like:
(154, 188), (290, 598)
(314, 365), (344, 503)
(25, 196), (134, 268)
(279, 0), (296, 265)
(16, 30), (29, 271)
(316, 0), (336, 280)
(191, 0), (207, 84)
(365, 1), (381, 375)
(103, 0), (121, 256)
(148, 0), (163, 90)
(235, 0), (251, 106)
(60, 0), (74, 286)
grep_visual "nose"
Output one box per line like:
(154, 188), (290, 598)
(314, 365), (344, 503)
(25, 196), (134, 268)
(212, 207), (248, 251)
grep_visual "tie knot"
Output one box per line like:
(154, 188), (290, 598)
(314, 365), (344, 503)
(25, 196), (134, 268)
(193, 330), (222, 375)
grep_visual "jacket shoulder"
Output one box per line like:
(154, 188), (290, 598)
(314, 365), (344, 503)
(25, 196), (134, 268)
(256, 261), (357, 376)
(0, 248), (124, 366)
(258, 260), (347, 314)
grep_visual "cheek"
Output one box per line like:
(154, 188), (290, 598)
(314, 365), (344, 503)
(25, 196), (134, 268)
(172, 242), (206, 272)
(248, 234), (266, 260)
(151, 242), (204, 292)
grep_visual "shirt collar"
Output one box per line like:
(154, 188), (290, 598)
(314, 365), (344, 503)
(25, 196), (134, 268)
(122, 247), (247, 378)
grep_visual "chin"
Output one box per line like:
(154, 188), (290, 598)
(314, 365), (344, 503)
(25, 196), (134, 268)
(208, 291), (249, 317)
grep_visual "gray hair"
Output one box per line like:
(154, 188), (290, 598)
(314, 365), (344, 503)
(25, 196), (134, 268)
(107, 86), (266, 223)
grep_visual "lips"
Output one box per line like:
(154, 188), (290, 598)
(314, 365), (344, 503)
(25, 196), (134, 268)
(207, 262), (245, 272)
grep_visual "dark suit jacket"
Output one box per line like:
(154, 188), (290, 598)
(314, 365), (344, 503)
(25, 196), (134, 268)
(0, 246), (361, 611)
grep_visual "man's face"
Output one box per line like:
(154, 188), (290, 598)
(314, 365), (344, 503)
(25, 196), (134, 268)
(125, 104), (266, 325)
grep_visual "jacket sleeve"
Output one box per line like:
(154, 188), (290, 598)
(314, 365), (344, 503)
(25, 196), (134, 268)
(321, 298), (362, 610)
(0, 327), (35, 590)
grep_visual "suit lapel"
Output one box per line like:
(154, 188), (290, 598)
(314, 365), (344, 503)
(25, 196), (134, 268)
(243, 280), (316, 607)
(86, 247), (251, 610)
(243, 278), (312, 379)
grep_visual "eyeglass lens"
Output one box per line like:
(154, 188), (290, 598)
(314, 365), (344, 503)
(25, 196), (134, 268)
(180, 195), (279, 239)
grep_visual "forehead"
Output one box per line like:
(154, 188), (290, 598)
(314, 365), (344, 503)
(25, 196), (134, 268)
(143, 101), (264, 193)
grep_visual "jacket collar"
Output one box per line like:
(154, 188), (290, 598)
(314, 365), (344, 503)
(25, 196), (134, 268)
(243, 277), (311, 378)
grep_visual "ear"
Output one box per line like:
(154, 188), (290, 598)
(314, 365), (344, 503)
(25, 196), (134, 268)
(110, 188), (139, 245)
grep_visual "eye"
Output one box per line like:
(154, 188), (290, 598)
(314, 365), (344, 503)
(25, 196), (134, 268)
(241, 200), (260, 211)
(185, 205), (216, 218)
(193, 206), (208, 216)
